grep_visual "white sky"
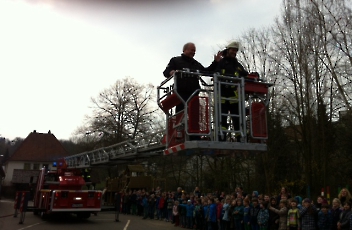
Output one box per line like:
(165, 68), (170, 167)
(0, 0), (282, 140)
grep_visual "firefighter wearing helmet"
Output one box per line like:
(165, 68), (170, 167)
(216, 41), (249, 141)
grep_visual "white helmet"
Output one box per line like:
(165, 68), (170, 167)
(226, 41), (240, 50)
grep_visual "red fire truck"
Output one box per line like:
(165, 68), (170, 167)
(28, 158), (102, 219)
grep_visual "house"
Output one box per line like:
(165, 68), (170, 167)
(2, 130), (70, 197)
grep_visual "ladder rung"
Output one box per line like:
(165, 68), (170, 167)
(220, 113), (240, 117)
(220, 130), (239, 133)
(221, 97), (239, 101)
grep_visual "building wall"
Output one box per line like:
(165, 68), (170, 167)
(4, 161), (22, 186)
(3, 161), (55, 186)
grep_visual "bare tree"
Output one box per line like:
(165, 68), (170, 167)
(76, 77), (159, 148)
(263, 0), (352, 195)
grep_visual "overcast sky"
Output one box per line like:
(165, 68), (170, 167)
(0, 0), (282, 140)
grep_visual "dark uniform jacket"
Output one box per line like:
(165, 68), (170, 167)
(163, 54), (218, 95)
(215, 57), (248, 97)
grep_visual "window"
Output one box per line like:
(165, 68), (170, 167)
(24, 163), (31, 170)
(33, 163), (40, 170)
(42, 164), (49, 169)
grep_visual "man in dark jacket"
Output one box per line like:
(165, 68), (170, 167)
(215, 41), (248, 141)
(163, 42), (221, 113)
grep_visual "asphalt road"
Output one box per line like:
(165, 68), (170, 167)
(0, 199), (175, 230)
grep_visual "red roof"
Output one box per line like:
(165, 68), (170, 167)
(8, 131), (70, 162)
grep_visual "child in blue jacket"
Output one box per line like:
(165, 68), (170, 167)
(180, 200), (195, 229)
(142, 194), (149, 219)
(243, 198), (251, 230)
(257, 201), (269, 230)
(206, 198), (217, 230)
(234, 198), (245, 230)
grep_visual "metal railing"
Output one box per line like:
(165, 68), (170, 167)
(65, 130), (165, 168)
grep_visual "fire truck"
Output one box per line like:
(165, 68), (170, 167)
(17, 158), (102, 219)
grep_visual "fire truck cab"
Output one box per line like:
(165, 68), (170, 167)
(31, 159), (102, 218)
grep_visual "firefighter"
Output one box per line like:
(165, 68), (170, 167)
(163, 42), (221, 113)
(115, 191), (122, 222)
(163, 43), (221, 141)
(216, 41), (249, 141)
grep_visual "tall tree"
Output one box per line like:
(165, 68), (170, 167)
(266, 0), (352, 196)
(76, 77), (159, 148)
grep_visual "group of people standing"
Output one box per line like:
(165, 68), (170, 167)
(115, 186), (352, 230)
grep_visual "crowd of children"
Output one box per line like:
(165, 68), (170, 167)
(119, 186), (352, 230)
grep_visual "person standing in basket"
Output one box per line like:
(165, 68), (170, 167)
(215, 41), (249, 142)
(163, 42), (221, 140)
(163, 42), (221, 113)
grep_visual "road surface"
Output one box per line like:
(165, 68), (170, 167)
(0, 198), (175, 230)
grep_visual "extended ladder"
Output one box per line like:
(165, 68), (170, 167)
(64, 70), (273, 168)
